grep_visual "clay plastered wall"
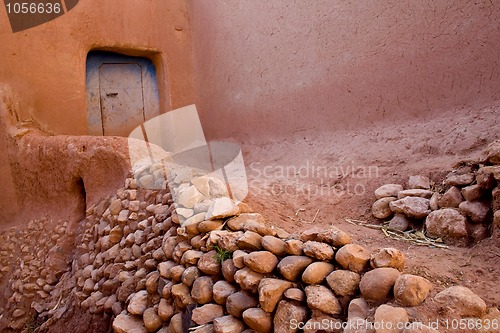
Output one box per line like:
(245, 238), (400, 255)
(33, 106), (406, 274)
(0, 0), (194, 135)
(188, 0), (500, 142)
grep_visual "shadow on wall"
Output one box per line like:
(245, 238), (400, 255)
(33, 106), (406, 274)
(0, 85), (132, 227)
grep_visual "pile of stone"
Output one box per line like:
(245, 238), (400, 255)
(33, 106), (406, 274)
(62, 163), (486, 333)
(372, 140), (500, 245)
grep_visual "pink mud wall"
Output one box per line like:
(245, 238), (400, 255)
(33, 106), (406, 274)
(0, 0), (195, 135)
(188, 0), (500, 142)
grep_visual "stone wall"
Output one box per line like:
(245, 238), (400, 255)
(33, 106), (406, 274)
(0, 163), (494, 332)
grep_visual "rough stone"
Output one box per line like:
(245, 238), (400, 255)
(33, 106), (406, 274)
(303, 241), (335, 261)
(127, 290), (148, 315)
(438, 186), (464, 208)
(226, 291), (259, 318)
(390, 196), (430, 219)
(205, 197), (239, 220)
(191, 276), (214, 304)
(277, 256), (314, 281)
(221, 259), (237, 283)
(192, 303), (225, 325)
(284, 288), (305, 302)
(302, 261), (335, 284)
(388, 213), (411, 232)
(459, 200), (491, 223)
(213, 280), (238, 305)
(347, 298), (370, 320)
(243, 251), (279, 273)
(305, 285), (342, 315)
(445, 173), (475, 187)
(261, 235), (287, 256)
(237, 231), (263, 251)
(408, 175), (431, 190)
(113, 313), (147, 333)
(374, 304), (409, 333)
(398, 189), (433, 199)
(258, 278), (293, 312)
(461, 185), (484, 202)
(425, 208), (468, 240)
(273, 300), (308, 333)
(234, 267), (266, 293)
(316, 226), (352, 247)
(394, 274), (432, 307)
(359, 267), (401, 301)
(197, 250), (221, 275)
(372, 197), (397, 219)
(213, 315), (244, 333)
(242, 308), (273, 333)
(335, 244), (370, 273)
(326, 270), (360, 296)
(434, 286), (487, 317)
(375, 184), (404, 199)
(284, 239), (304, 255)
(178, 185), (204, 209)
(143, 307), (162, 332)
(370, 248), (405, 270)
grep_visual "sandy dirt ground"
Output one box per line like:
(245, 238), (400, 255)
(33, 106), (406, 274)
(240, 101), (500, 326)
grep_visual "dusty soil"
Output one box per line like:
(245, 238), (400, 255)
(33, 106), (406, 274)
(241, 101), (500, 325)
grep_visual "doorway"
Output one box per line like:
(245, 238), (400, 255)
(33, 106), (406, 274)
(86, 51), (160, 137)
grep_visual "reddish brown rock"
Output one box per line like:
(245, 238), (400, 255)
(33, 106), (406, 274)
(434, 286), (487, 317)
(370, 247), (405, 270)
(213, 315), (245, 333)
(226, 291), (259, 318)
(237, 230), (263, 251)
(284, 239), (304, 255)
(192, 303), (225, 325)
(303, 241), (335, 261)
(221, 259), (237, 282)
(243, 251), (279, 273)
(394, 274), (432, 307)
(191, 276), (214, 304)
(425, 209), (468, 240)
(143, 307), (162, 332)
(374, 304), (409, 333)
(261, 235), (287, 256)
(258, 278), (293, 312)
(302, 261), (335, 284)
(408, 175), (431, 190)
(372, 197), (397, 219)
(375, 184), (404, 199)
(359, 267), (401, 301)
(316, 226), (352, 247)
(390, 196), (431, 219)
(197, 250), (221, 275)
(335, 244), (370, 273)
(459, 200), (491, 223)
(277, 256), (314, 281)
(273, 300), (308, 333)
(305, 285), (342, 315)
(242, 308), (273, 333)
(326, 270), (360, 296)
(213, 280), (238, 305)
(234, 267), (266, 293)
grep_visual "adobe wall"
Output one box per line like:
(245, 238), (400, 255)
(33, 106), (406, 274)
(0, 0), (195, 135)
(188, 0), (500, 142)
